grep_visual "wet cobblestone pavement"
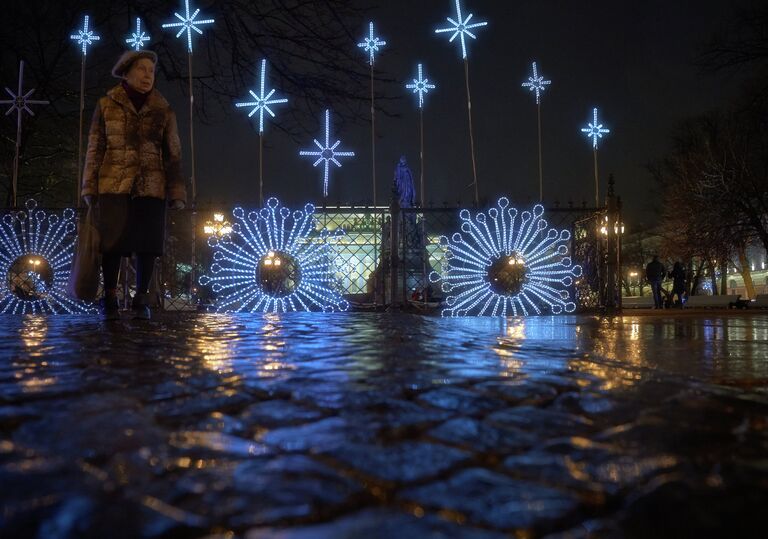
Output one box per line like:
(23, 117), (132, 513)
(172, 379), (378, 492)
(2, 313), (768, 538)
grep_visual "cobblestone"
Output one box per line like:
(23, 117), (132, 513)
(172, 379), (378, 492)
(1, 312), (768, 537)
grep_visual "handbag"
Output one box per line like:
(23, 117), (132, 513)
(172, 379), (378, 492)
(67, 205), (101, 302)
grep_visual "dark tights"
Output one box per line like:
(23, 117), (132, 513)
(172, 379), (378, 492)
(102, 254), (156, 296)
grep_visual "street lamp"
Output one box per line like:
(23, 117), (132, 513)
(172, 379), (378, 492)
(599, 215), (624, 236)
(204, 212), (232, 238)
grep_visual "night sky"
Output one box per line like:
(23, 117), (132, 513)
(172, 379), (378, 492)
(186, 0), (749, 223)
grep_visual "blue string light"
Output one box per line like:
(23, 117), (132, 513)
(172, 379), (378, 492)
(70, 15), (100, 56)
(358, 21), (387, 66)
(199, 198), (349, 313)
(235, 59), (288, 134)
(429, 198), (582, 316)
(0, 201), (94, 314)
(521, 61), (551, 105)
(126, 18), (151, 51)
(435, 0), (488, 59)
(299, 109), (355, 197)
(406, 64), (436, 109)
(162, 0), (214, 53)
(581, 107), (610, 149)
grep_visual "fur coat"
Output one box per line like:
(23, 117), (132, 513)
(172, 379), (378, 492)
(81, 84), (186, 202)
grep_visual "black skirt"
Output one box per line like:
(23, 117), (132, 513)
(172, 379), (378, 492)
(97, 195), (166, 256)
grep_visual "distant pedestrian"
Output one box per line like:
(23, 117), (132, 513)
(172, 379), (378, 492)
(669, 261), (686, 308)
(645, 255), (666, 309)
(81, 50), (186, 321)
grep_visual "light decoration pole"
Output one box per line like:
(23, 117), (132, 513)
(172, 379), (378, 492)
(521, 61), (551, 202)
(429, 198), (583, 316)
(435, 0), (487, 206)
(125, 17), (150, 50)
(70, 14), (100, 206)
(162, 0), (214, 209)
(0, 61), (49, 207)
(405, 63), (436, 205)
(357, 22), (387, 206)
(235, 59), (288, 206)
(163, 0), (214, 302)
(581, 107), (610, 207)
(199, 198), (349, 313)
(0, 200), (94, 314)
(299, 109), (355, 198)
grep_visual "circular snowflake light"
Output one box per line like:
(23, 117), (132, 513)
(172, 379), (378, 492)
(200, 198), (349, 313)
(430, 198), (582, 316)
(0, 200), (94, 314)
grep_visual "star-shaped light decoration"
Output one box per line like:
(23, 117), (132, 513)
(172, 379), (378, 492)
(70, 14), (101, 56)
(235, 59), (288, 133)
(126, 18), (151, 51)
(357, 22), (387, 65)
(0, 61), (49, 118)
(435, 0), (488, 59)
(299, 109), (355, 197)
(521, 61), (551, 105)
(162, 0), (215, 52)
(406, 64), (436, 109)
(581, 107), (611, 149)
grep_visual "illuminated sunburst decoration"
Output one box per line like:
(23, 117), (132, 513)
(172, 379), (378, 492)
(430, 198), (582, 316)
(0, 200), (94, 314)
(199, 198), (348, 313)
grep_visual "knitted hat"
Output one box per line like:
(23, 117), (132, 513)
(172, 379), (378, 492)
(111, 50), (158, 78)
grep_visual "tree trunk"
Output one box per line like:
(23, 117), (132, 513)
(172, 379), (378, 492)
(737, 244), (756, 299)
(687, 259), (696, 295)
(720, 256), (728, 295)
(708, 260), (718, 295)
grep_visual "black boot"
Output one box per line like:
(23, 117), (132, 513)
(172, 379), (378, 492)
(101, 294), (120, 321)
(132, 293), (151, 320)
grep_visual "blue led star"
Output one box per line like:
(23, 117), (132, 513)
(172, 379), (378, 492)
(581, 107), (610, 149)
(299, 109), (355, 197)
(429, 198), (582, 316)
(70, 15), (101, 56)
(435, 0), (488, 59)
(357, 21), (387, 65)
(235, 59), (288, 134)
(126, 18), (151, 51)
(405, 64), (436, 109)
(162, 0), (215, 53)
(199, 198), (349, 313)
(521, 61), (551, 105)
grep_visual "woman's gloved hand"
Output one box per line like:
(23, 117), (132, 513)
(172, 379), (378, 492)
(169, 199), (185, 210)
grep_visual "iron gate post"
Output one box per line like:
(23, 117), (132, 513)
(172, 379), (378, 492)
(605, 175), (618, 311)
(389, 185), (400, 307)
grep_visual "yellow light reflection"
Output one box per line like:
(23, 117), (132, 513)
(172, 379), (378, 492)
(16, 316), (57, 393)
(570, 316), (647, 390)
(21, 315), (48, 351)
(493, 318), (527, 376)
(191, 316), (238, 374)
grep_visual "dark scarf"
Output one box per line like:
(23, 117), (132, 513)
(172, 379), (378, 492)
(121, 80), (150, 113)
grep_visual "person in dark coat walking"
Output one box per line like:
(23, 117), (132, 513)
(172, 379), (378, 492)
(669, 261), (686, 308)
(81, 50), (186, 321)
(645, 255), (666, 309)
